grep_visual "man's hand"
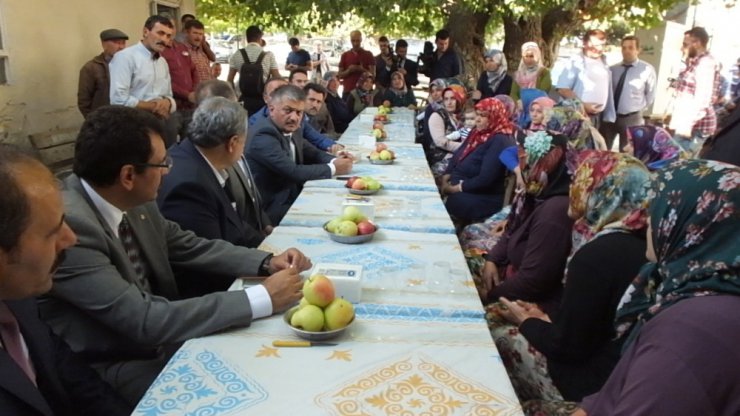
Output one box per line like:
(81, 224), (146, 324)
(333, 157), (353, 175)
(152, 98), (171, 118)
(268, 248), (312, 274)
(262, 267), (303, 313)
(328, 144), (345, 154)
(583, 102), (603, 115)
(478, 261), (500, 301)
(397, 68), (407, 75)
(263, 225), (274, 236)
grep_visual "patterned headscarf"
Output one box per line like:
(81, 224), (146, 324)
(569, 151), (651, 254)
(615, 159), (740, 348)
(484, 49), (508, 94)
(493, 94), (517, 122)
(547, 99), (602, 151)
(388, 71), (408, 96)
(442, 85), (467, 115)
(507, 133), (570, 231)
(626, 125), (686, 170)
(458, 98), (514, 161)
(515, 42), (543, 89)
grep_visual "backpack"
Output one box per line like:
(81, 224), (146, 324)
(238, 49), (266, 99)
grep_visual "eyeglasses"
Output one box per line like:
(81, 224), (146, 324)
(135, 155), (173, 170)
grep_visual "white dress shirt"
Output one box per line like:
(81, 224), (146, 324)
(109, 42), (176, 112)
(611, 59), (657, 114)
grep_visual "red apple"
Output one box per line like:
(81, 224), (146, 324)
(356, 220), (376, 235)
(345, 175), (359, 188)
(302, 275), (336, 308)
(375, 143), (387, 152)
(351, 179), (367, 190)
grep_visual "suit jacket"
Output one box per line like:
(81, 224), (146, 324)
(246, 116), (334, 224)
(158, 139), (268, 248)
(39, 175), (268, 366)
(395, 58), (419, 87)
(0, 299), (130, 416)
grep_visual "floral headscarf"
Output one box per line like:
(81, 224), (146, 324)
(529, 96), (556, 131)
(626, 125), (686, 170)
(515, 42), (543, 89)
(569, 151), (651, 255)
(507, 132), (570, 230)
(484, 49), (508, 94)
(547, 99), (603, 151)
(615, 159), (740, 348)
(493, 94), (517, 122)
(458, 98), (514, 161)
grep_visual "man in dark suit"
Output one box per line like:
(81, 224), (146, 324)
(246, 85), (353, 224)
(0, 145), (131, 415)
(158, 97), (272, 297)
(38, 106), (311, 405)
(394, 39), (419, 88)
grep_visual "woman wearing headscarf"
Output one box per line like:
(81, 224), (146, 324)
(511, 41), (552, 102)
(517, 90), (547, 129)
(473, 50), (513, 101)
(547, 99), (608, 151)
(440, 97), (516, 223)
(424, 85), (466, 166)
(492, 152), (651, 404)
(346, 72), (379, 116)
(576, 159), (740, 416)
(623, 125), (686, 170)
(525, 96), (557, 133)
(380, 71), (417, 108)
(478, 132), (573, 314)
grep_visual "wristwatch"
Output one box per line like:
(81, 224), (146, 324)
(258, 254), (273, 277)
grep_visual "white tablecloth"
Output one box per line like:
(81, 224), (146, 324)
(133, 105), (523, 416)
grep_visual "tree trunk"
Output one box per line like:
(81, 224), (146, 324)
(501, 8), (579, 69)
(446, 3), (493, 90)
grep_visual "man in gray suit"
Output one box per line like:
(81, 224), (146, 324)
(39, 106), (311, 405)
(246, 84), (353, 224)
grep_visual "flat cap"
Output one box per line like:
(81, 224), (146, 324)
(100, 29), (129, 41)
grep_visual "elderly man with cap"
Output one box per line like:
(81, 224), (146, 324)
(322, 71), (353, 133)
(77, 28), (128, 118)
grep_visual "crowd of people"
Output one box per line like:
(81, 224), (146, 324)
(0, 12), (737, 416)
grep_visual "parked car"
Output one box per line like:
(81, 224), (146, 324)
(211, 39), (235, 63)
(307, 37), (346, 57)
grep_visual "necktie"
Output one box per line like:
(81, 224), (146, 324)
(0, 302), (36, 385)
(613, 64), (633, 114)
(118, 214), (151, 291)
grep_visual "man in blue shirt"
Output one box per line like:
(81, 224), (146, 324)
(285, 38), (312, 73)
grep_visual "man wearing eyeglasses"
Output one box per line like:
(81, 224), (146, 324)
(246, 84), (353, 224)
(38, 106), (311, 405)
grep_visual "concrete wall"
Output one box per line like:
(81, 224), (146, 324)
(0, 0), (195, 150)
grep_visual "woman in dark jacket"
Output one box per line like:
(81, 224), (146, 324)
(494, 152), (652, 402)
(472, 49), (513, 101)
(440, 97), (515, 223)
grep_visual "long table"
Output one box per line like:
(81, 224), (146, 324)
(133, 108), (523, 415)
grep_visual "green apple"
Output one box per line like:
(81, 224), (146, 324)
(302, 274), (336, 307)
(325, 217), (343, 233)
(341, 206), (365, 222)
(336, 220), (359, 237)
(369, 151), (380, 160)
(324, 298), (355, 330)
(298, 297), (310, 308)
(372, 128), (383, 139)
(290, 304), (325, 332)
(379, 150), (392, 160)
(366, 180), (381, 191)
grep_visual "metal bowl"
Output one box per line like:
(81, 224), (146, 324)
(324, 221), (378, 244)
(367, 157), (394, 165)
(347, 187), (380, 195)
(283, 306), (355, 341)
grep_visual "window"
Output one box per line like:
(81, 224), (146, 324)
(0, 4), (8, 85)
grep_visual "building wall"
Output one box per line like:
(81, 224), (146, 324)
(0, 0), (195, 150)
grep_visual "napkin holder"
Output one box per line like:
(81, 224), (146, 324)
(309, 263), (363, 303)
(342, 197), (375, 221)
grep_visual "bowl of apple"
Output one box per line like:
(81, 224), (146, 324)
(324, 207), (378, 244)
(345, 176), (382, 195)
(284, 275), (356, 341)
(367, 143), (395, 165)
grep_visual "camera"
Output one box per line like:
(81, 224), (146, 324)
(417, 41), (435, 77)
